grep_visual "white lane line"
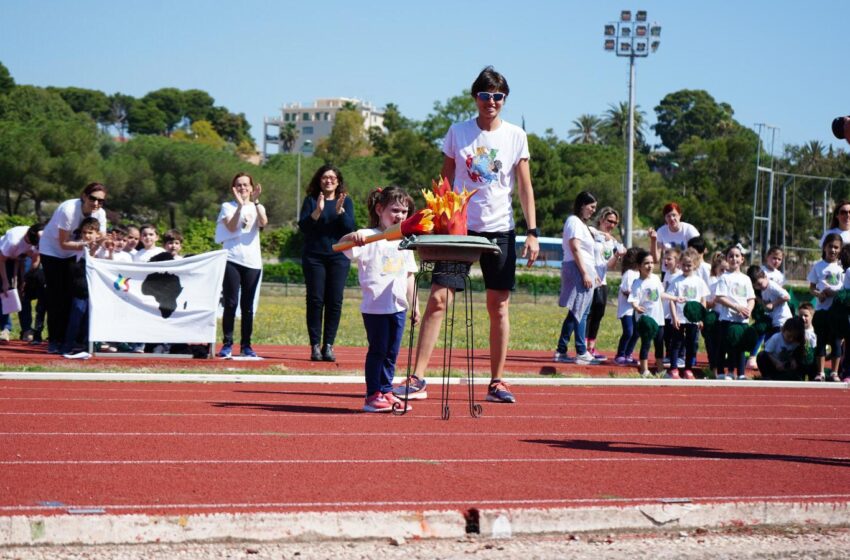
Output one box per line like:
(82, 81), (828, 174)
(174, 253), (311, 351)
(0, 432), (847, 438)
(2, 457), (849, 465)
(3, 493), (850, 513)
(0, 412), (844, 420)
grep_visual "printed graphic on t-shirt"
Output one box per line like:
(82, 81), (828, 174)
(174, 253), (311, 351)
(732, 283), (749, 297)
(466, 146), (501, 183)
(643, 286), (660, 302)
(683, 285), (697, 299)
(380, 254), (406, 276)
(824, 271), (841, 286)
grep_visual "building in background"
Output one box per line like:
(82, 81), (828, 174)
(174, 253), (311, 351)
(263, 97), (384, 159)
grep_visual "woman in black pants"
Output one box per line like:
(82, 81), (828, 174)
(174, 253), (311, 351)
(39, 183), (108, 354)
(584, 207), (625, 359)
(298, 164), (355, 362)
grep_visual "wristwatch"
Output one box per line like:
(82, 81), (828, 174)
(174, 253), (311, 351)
(526, 228), (539, 237)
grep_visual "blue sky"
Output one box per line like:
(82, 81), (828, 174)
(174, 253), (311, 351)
(2, 0), (848, 154)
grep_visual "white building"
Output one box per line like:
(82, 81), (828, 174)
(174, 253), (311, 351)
(263, 97), (384, 158)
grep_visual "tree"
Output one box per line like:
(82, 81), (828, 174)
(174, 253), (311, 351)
(567, 114), (601, 145)
(278, 122), (299, 153)
(420, 90), (477, 144)
(173, 119), (226, 151)
(652, 89), (735, 152)
(208, 106), (254, 149)
(142, 88), (185, 133)
(314, 108), (370, 166)
(598, 102), (646, 149)
(127, 98), (168, 135)
(107, 92), (133, 139)
(0, 61), (15, 96)
(47, 86), (110, 124)
(183, 89), (215, 123)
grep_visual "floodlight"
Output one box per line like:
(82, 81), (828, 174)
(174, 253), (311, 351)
(621, 26), (631, 37)
(621, 10), (631, 21)
(636, 10), (647, 22)
(636, 25), (647, 36)
(619, 42), (631, 52)
(650, 25), (661, 36)
(604, 24), (616, 36)
(604, 39), (616, 51)
(635, 41), (647, 52)
(651, 41), (660, 52)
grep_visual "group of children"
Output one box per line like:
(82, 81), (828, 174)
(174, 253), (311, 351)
(612, 235), (844, 382)
(2, 222), (186, 357)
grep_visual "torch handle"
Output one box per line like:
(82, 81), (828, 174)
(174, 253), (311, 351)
(332, 225), (402, 252)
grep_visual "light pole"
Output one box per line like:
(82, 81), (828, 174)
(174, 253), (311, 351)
(295, 139), (313, 221)
(603, 10), (661, 247)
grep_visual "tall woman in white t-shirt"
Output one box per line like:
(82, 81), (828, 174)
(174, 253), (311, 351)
(554, 191), (600, 365)
(648, 202), (699, 278)
(39, 183), (107, 353)
(214, 173), (268, 359)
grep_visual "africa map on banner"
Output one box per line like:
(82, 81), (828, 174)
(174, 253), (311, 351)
(86, 250), (228, 344)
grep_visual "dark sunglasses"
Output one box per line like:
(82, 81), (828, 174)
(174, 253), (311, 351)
(840, 209), (850, 216)
(88, 194), (105, 204)
(476, 92), (506, 102)
(606, 218), (619, 226)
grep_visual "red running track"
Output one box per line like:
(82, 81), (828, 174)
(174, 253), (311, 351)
(0, 380), (848, 517)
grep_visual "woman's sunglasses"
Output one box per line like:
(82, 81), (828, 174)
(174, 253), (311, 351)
(476, 92), (506, 102)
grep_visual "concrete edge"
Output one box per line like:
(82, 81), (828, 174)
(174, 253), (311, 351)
(2, 501), (849, 545)
(0, 371), (847, 389)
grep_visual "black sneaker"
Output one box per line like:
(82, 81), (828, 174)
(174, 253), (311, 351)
(322, 344), (335, 362)
(310, 344), (322, 361)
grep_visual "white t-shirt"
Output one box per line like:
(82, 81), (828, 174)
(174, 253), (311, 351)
(0, 226), (36, 260)
(215, 201), (263, 270)
(442, 118), (530, 232)
(111, 251), (133, 263)
(590, 227), (624, 285)
(134, 246), (166, 263)
(656, 222), (699, 273)
(668, 273), (710, 324)
(344, 231), (418, 314)
(707, 275), (721, 305)
(761, 264), (785, 286)
(617, 268), (639, 318)
(804, 327), (817, 349)
(662, 269), (682, 320)
(714, 270), (755, 323)
(761, 280), (792, 327)
(820, 228), (850, 247)
(763, 332), (799, 362)
(807, 259), (844, 311)
(40, 199), (107, 259)
(628, 274), (665, 326)
(562, 215), (595, 275)
(697, 261), (711, 287)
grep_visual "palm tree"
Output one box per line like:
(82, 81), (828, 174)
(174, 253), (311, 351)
(279, 122), (299, 153)
(599, 101), (646, 148)
(797, 140), (826, 174)
(567, 114), (601, 144)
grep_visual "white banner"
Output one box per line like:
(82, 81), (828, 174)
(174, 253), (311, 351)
(87, 250), (228, 343)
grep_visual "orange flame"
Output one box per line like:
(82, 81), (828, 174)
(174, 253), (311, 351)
(421, 177), (478, 235)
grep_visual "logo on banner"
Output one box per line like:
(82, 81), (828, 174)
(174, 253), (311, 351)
(113, 274), (130, 292)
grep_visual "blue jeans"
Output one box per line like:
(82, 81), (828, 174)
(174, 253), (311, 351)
(362, 311), (406, 396)
(557, 301), (592, 355)
(616, 315), (639, 358)
(60, 297), (88, 354)
(0, 260), (15, 331)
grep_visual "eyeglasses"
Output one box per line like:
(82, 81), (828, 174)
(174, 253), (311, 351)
(88, 195), (105, 204)
(321, 175), (338, 182)
(606, 219), (619, 226)
(840, 209), (850, 216)
(476, 92), (506, 102)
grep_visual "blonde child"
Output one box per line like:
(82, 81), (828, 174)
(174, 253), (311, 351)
(340, 186), (419, 413)
(808, 233), (843, 381)
(614, 247), (641, 365)
(628, 249), (675, 377)
(668, 249), (710, 379)
(662, 247), (683, 368)
(713, 245), (756, 380)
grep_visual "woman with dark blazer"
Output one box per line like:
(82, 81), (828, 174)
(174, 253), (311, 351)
(298, 164), (355, 362)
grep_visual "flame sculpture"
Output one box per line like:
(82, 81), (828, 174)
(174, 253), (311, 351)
(422, 177), (478, 235)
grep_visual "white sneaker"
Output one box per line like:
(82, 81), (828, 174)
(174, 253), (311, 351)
(575, 352), (602, 365)
(0, 329), (9, 342)
(640, 370), (653, 378)
(553, 352), (575, 363)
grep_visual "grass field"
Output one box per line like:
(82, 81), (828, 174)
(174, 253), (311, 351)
(251, 284), (624, 353)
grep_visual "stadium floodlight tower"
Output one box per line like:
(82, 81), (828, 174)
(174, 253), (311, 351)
(604, 9), (661, 247)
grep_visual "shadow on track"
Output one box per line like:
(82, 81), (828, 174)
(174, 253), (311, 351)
(210, 401), (358, 415)
(233, 390), (363, 400)
(523, 439), (850, 468)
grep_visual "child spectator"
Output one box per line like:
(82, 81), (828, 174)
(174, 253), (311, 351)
(667, 249), (710, 379)
(797, 302), (816, 350)
(163, 229), (184, 260)
(761, 246), (785, 286)
(747, 266), (791, 337)
(808, 233), (843, 381)
(628, 249), (669, 377)
(661, 247), (683, 368)
(133, 224), (165, 262)
(713, 245), (756, 380)
(61, 218), (104, 357)
(339, 186), (419, 412)
(705, 250), (727, 378)
(756, 317), (806, 381)
(108, 226), (133, 263)
(687, 236), (711, 287)
(124, 225), (140, 257)
(613, 247), (641, 365)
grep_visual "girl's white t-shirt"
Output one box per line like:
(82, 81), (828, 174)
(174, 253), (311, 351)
(760, 280), (792, 327)
(617, 268), (639, 318)
(562, 215), (595, 276)
(714, 270), (755, 323)
(133, 246), (166, 263)
(807, 259), (844, 311)
(656, 222), (699, 273)
(763, 332), (799, 362)
(590, 227), (624, 286)
(40, 199), (107, 259)
(344, 231), (417, 314)
(761, 264), (785, 287)
(628, 273), (665, 325)
(215, 201), (263, 270)
(668, 273), (710, 324)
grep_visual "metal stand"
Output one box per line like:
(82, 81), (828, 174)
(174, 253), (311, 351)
(394, 260), (482, 419)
